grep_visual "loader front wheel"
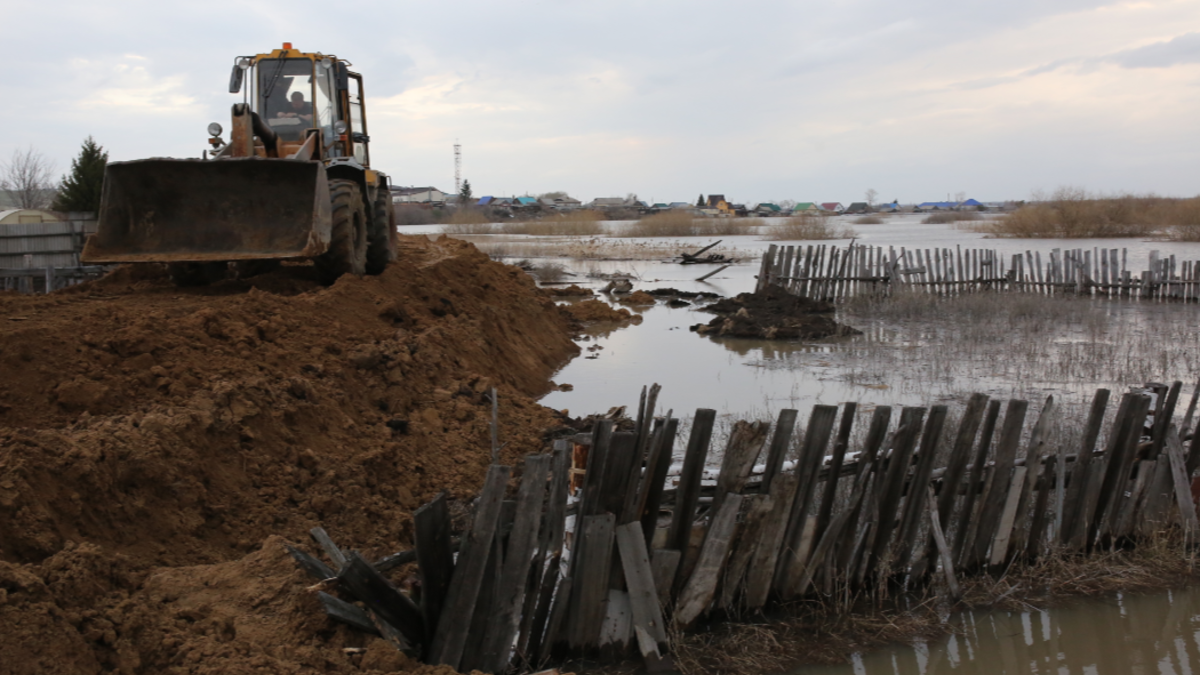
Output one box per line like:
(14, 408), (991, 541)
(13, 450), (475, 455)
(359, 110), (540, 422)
(365, 186), (397, 275)
(316, 179), (367, 284)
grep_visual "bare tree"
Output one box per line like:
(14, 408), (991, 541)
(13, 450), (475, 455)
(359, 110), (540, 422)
(1, 147), (57, 209)
(865, 188), (878, 208)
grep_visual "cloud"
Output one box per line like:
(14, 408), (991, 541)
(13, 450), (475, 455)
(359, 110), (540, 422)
(1107, 32), (1200, 68)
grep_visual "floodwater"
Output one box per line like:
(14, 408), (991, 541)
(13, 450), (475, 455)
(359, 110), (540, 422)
(794, 587), (1200, 675)
(405, 216), (1200, 422)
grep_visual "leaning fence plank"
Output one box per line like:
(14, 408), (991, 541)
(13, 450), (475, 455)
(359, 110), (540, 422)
(414, 492), (455, 646)
(760, 409), (799, 494)
(866, 407), (926, 579)
(897, 405), (949, 570)
(718, 494), (772, 610)
(339, 552), (426, 651)
(989, 466), (1029, 570)
(775, 405), (839, 593)
(712, 420), (770, 517)
(519, 444), (572, 657)
(743, 472), (798, 610)
(616, 522), (669, 648)
(568, 513), (617, 650)
(666, 409), (716, 562)
(1167, 426), (1200, 540)
(837, 406), (893, 571)
(926, 486), (961, 599)
(969, 400), (1028, 569)
(1062, 389), (1110, 548)
(815, 403), (858, 540)
(638, 418), (679, 548)
(675, 494), (743, 629)
(429, 464), (511, 670)
(479, 454), (551, 674)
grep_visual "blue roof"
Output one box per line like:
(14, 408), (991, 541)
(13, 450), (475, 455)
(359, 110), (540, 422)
(478, 196), (494, 205)
(960, 198), (982, 206)
(515, 197), (537, 205)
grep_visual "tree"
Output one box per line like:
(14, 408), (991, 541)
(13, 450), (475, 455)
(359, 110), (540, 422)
(697, 193), (705, 208)
(1, 146), (56, 209)
(865, 188), (878, 208)
(538, 190), (569, 201)
(459, 179), (473, 204)
(52, 136), (108, 213)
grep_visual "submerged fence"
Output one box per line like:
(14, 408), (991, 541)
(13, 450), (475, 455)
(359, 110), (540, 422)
(288, 381), (1200, 673)
(757, 243), (1200, 302)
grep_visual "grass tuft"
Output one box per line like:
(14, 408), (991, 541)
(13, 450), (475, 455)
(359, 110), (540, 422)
(765, 213), (856, 240)
(922, 211), (982, 224)
(498, 210), (606, 236)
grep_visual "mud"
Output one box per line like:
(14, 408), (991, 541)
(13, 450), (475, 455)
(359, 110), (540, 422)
(0, 235), (580, 674)
(540, 284), (594, 297)
(616, 291), (656, 305)
(690, 286), (860, 340)
(560, 299), (643, 324)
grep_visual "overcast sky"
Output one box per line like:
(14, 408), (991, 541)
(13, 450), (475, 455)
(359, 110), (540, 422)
(4, 0), (1198, 205)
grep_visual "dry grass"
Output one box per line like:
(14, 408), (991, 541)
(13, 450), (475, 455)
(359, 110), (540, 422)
(498, 210), (606, 236)
(619, 212), (754, 237)
(765, 213), (856, 241)
(441, 208), (493, 234)
(854, 215), (884, 225)
(922, 210), (982, 224)
(972, 188), (1200, 238)
(474, 237), (750, 261)
(394, 204), (435, 225)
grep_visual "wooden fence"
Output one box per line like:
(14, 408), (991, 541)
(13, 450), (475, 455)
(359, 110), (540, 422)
(1, 215), (104, 293)
(757, 243), (1200, 302)
(288, 381), (1200, 673)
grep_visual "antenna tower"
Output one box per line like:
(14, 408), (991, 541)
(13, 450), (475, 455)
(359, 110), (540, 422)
(454, 141), (462, 195)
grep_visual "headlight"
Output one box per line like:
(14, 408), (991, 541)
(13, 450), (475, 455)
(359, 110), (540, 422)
(208, 122), (223, 137)
(237, 57), (251, 70)
(320, 57), (333, 70)
(334, 120), (348, 135)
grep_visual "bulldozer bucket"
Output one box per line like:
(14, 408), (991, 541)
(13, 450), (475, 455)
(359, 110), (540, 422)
(82, 157), (332, 264)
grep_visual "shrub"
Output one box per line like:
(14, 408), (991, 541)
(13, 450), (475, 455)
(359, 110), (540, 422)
(854, 215), (884, 225)
(441, 208), (493, 234)
(922, 211), (982, 224)
(977, 188), (1166, 238)
(765, 213), (856, 240)
(499, 210), (606, 236)
(395, 204), (435, 226)
(620, 210), (699, 237)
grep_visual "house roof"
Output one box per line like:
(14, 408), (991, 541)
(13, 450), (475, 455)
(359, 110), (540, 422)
(391, 186), (442, 196)
(514, 197), (538, 205)
(794, 202), (819, 211)
(478, 196), (494, 205)
(821, 202), (843, 210)
(755, 203), (782, 212)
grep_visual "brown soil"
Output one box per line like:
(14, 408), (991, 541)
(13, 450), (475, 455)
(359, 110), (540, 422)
(0, 235), (580, 675)
(617, 291), (656, 306)
(561, 299), (643, 324)
(541, 284), (594, 297)
(690, 286), (860, 339)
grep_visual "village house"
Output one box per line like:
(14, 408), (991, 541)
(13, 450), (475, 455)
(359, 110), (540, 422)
(821, 202), (845, 214)
(391, 186), (448, 205)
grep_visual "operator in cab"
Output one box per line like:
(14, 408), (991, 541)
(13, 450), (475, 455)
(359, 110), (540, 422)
(277, 91), (313, 124)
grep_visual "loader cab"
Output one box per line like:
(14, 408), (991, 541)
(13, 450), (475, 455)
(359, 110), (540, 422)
(235, 45), (371, 167)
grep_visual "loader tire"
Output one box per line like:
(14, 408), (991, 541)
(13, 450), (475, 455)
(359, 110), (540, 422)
(316, 179), (367, 284)
(365, 186), (397, 275)
(168, 262), (228, 287)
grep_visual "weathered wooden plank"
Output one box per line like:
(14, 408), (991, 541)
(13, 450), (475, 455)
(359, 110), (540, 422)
(717, 494), (772, 610)
(936, 394), (989, 536)
(428, 464), (511, 670)
(479, 454), (551, 674)
(567, 513), (617, 650)
(970, 400), (1028, 568)
(837, 406), (892, 572)
(638, 418), (679, 548)
(896, 405), (948, 570)
(650, 549), (682, 608)
(815, 403), (858, 540)
(1009, 396), (1056, 557)
(675, 494), (743, 629)
(317, 591), (381, 636)
(339, 552), (426, 651)
(621, 384), (662, 524)
(1148, 381), (1182, 460)
(1062, 389), (1110, 548)
(599, 590), (633, 649)
(309, 527), (348, 571)
(1025, 452), (1057, 559)
(538, 575), (573, 660)
(759, 409), (798, 495)
(286, 544), (336, 581)
(989, 466), (1029, 570)
(1167, 425), (1200, 539)
(599, 432), (639, 518)
(743, 472), (798, 610)
(1096, 394), (1152, 542)
(712, 420), (769, 517)
(460, 519), (504, 672)
(1138, 457), (1175, 537)
(518, 443), (572, 657)
(775, 405), (839, 593)
(665, 409), (716, 558)
(414, 492), (454, 645)
(926, 486), (960, 599)
(865, 406), (926, 579)
(616, 522), (669, 646)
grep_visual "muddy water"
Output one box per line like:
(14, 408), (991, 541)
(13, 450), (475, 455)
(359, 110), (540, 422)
(794, 587), (1200, 674)
(407, 218), (1200, 421)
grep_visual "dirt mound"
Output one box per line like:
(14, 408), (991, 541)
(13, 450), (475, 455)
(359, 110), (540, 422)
(540, 284), (593, 297)
(617, 290), (656, 305)
(561, 299), (643, 324)
(690, 286), (860, 339)
(0, 235), (581, 674)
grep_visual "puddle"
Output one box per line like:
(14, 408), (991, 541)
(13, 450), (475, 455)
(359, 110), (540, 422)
(793, 587), (1200, 674)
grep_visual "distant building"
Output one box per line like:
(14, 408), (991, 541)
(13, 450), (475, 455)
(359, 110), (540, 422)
(539, 196), (582, 209)
(844, 202), (871, 214)
(706, 194), (726, 209)
(0, 209), (60, 225)
(792, 202), (822, 213)
(392, 186), (448, 205)
(821, 202), (845, 213)
(753, 203), (782, 216)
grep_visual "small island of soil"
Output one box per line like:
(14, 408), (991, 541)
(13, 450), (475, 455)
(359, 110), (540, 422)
(690, 285), (861, 339)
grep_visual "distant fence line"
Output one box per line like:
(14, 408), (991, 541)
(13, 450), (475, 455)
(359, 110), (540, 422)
(757, 242), (1200, 302)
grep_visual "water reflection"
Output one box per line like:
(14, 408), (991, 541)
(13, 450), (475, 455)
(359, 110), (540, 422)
(795, 588), (1200, 675)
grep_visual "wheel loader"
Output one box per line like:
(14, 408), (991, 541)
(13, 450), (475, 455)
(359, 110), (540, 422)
(81, 43), (397, 285)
